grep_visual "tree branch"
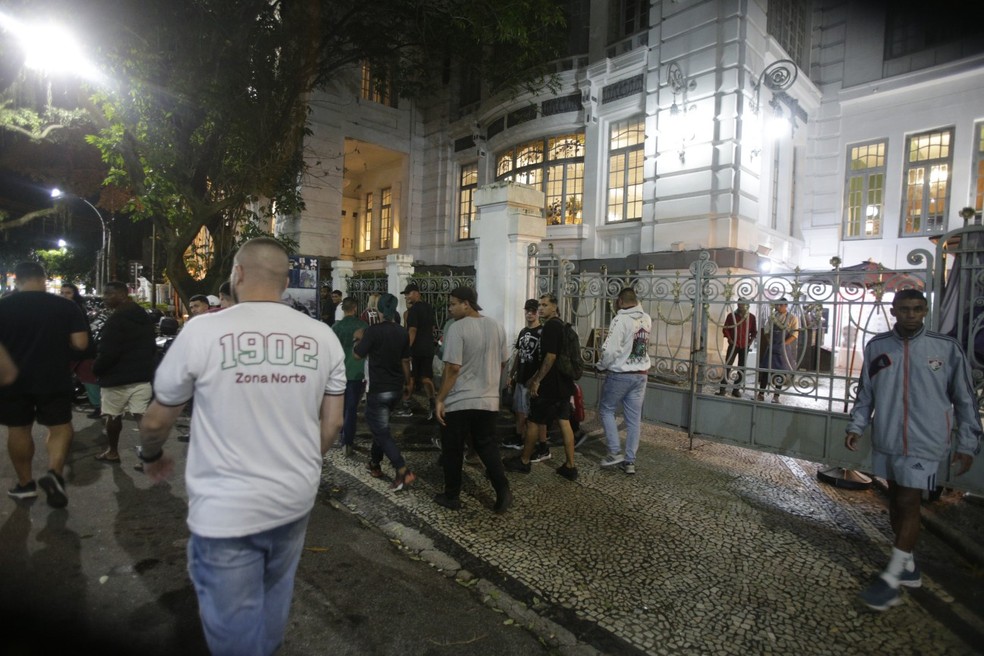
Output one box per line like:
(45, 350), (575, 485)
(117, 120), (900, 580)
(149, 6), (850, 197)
(0, 208), (57, 232)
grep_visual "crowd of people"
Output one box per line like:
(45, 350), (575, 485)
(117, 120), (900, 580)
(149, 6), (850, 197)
(1, 243), (981, 654)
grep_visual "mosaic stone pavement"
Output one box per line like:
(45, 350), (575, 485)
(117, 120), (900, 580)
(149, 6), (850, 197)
(321, 407), (984, 656)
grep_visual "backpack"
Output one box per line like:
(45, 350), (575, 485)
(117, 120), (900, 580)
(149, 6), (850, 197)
(550, 318), (583, 380)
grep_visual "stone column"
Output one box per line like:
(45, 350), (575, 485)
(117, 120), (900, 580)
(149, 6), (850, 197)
(473, 182), (546, 339)
(331, 259), (354, 294)
(386, 253), (415, 315)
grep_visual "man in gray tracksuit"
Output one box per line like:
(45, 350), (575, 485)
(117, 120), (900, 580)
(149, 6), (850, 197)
(846, 289), (981, 611)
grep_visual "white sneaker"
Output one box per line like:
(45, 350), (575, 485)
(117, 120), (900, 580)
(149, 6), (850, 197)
(621, 461), (636, 475)
(600, 453), (625, 468)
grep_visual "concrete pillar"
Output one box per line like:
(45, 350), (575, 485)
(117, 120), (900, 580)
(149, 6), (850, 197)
(331, 259), (354, 294)
(386, 253), (415, 315)
(473, 182), (546, 339)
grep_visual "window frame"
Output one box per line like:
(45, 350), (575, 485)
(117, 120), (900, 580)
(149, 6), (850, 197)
(362, 192), (373, 252)
(457, 163), (478, 240)
(361, 61), (396, 108)
(379, 187), (393, 249)
(842, 139), (888, 240)
(900, 127), (954, 237)
(973, 121), (984, 222)
(495, 132), (585, 225)
(606, 116), (645, 224)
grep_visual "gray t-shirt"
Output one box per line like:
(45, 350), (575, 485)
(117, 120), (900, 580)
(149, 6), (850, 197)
(442, 315), (509, 412)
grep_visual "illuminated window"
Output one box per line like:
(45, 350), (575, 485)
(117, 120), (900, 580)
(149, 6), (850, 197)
(458, 164), (478, 240)
(843, 140), (886, 239)
(902, 128), (952, 236)
(973, 122), (984, 221)
(495, 133), (585, 225)
(363, 192), (373, 252)
(361, 61), (396, 108)
(606, 117), (645, 223)
(380, 187), (393, 249)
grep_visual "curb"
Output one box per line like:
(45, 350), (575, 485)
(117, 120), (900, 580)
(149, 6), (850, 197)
(326, 496), (602, 656)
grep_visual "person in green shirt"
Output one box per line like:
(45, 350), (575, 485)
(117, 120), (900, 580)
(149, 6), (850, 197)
(332, 297), (369, 456)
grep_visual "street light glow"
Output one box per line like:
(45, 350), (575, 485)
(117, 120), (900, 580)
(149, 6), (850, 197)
(0, 12), (104, 82)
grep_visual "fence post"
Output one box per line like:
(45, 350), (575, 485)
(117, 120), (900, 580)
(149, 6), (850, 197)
(386, 254), (416, 315)
(474, 183), (546, 336)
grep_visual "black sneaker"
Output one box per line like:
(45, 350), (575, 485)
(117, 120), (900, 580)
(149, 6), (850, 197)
(38, 470), (68, 508)
(556, 463), (578, 481)
(7, 480), (38, 500)
(503, 456), (531, 473)
(493, 489), (513, 514)
(433, 493), (462, 510)
(501, 435), (523, 450)
(530, 443), (551, 463)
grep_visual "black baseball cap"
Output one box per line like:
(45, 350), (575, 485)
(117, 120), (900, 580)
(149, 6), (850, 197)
(450, 287), (482, 312)
(402, 283), (419, 294)
(524, 299), (539, 312)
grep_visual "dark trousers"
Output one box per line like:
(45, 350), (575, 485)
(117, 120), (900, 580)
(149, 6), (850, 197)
(440, 409), (509, 500)
(719, 344), (749, 390)
(341, 379), (365, 446)
(366, 391), (406, 470)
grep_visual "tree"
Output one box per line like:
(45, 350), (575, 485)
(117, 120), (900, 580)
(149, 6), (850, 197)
(2, 0), (566, 305)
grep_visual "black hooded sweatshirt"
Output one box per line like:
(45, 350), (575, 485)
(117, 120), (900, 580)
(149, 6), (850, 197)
(92, 300), (157, 387)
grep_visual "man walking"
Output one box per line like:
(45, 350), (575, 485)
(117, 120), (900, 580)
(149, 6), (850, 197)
(596, 288), (652, 475)
(93, 281), (157, 464)
(0, 262), (88, 507)
(504, 294), (579, 481)
(717, 298), (756, 398)
(846, 289), (981, 611)
(400, 283), (437, 419)
(138, 238), (346, 655)
(353, 293), (417, 491)
(332, 296), (368, 457)
(434, 287), (512, 512)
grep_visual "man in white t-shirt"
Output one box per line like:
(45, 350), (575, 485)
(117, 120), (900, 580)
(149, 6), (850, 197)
(138, 238), (346, 656)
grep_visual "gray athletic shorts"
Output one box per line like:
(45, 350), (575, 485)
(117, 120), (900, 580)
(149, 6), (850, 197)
(871, 451), (939, 491)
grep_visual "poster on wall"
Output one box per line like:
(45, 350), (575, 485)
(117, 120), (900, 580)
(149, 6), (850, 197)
(284, 255), (320, 318)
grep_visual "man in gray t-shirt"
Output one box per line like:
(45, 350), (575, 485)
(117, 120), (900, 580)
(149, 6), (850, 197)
(434, 287), (511, 513)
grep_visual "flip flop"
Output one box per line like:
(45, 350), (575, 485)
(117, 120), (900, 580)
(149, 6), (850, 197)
(95, 452), (121, 463)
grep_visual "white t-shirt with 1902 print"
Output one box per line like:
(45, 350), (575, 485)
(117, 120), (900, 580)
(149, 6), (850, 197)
(153, 301), (346, 538)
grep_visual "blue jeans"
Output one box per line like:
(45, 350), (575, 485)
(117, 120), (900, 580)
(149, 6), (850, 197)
(341, 379), (365, 446)
(599, 372), (647, 463)
(187, 514), (310, 656)
(365, 390), (406, 470)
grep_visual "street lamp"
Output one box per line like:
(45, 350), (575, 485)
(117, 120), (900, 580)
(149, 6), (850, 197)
(51, 188), (109, 290)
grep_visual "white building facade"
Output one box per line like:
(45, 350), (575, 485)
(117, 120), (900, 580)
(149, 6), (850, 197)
(286, 0), (984, 278)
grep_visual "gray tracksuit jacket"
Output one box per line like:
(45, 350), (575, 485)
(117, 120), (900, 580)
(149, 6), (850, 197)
(846, 325), (982, 461)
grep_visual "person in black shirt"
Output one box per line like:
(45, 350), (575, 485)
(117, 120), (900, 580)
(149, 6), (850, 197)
(504, 299), (547, 457)
(353, 293), (416, 491)
(504, 294), (578, 481)
(400, 283), (437, 419)
(0, 262), (89, 507)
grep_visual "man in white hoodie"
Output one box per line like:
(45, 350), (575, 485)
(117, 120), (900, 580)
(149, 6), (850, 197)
(595, 288), (652, 474)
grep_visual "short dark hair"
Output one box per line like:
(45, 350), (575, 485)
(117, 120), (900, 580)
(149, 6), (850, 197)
(331, 289), (343, 296)
(14, 261), (45, 280)
(104, 281), (129, 294)
(218, 281), (231, 296)
(189, 294), (209, 304)
(341, 297), (358, 312)
(540, 293), (558, 305)
(893, 289), (926, 306)
(617, 288), (638, 304)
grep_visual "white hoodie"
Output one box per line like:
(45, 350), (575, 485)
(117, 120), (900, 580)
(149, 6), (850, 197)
(598, 305), (653, 373)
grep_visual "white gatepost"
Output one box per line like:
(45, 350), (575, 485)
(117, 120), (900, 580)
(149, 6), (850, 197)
(473, 182), (546, 339)
(331, 259), (354, 294)
(386, 253), (415, 315)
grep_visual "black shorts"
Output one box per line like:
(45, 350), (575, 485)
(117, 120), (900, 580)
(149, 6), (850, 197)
(527, 397), (571, 426)
(0, 391), (73, 427)
(411, 355), (434, 381)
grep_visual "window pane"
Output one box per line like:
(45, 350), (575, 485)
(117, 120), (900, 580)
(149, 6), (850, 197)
(902, 129), (952, 235)
(548, 134), (585, 160)
(496, 152), (513, 177)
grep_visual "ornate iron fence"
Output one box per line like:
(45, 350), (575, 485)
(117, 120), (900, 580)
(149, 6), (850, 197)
(530, 226), (984, 416)
(343, 271), (389, 315)
(407, 271), (476, 341)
